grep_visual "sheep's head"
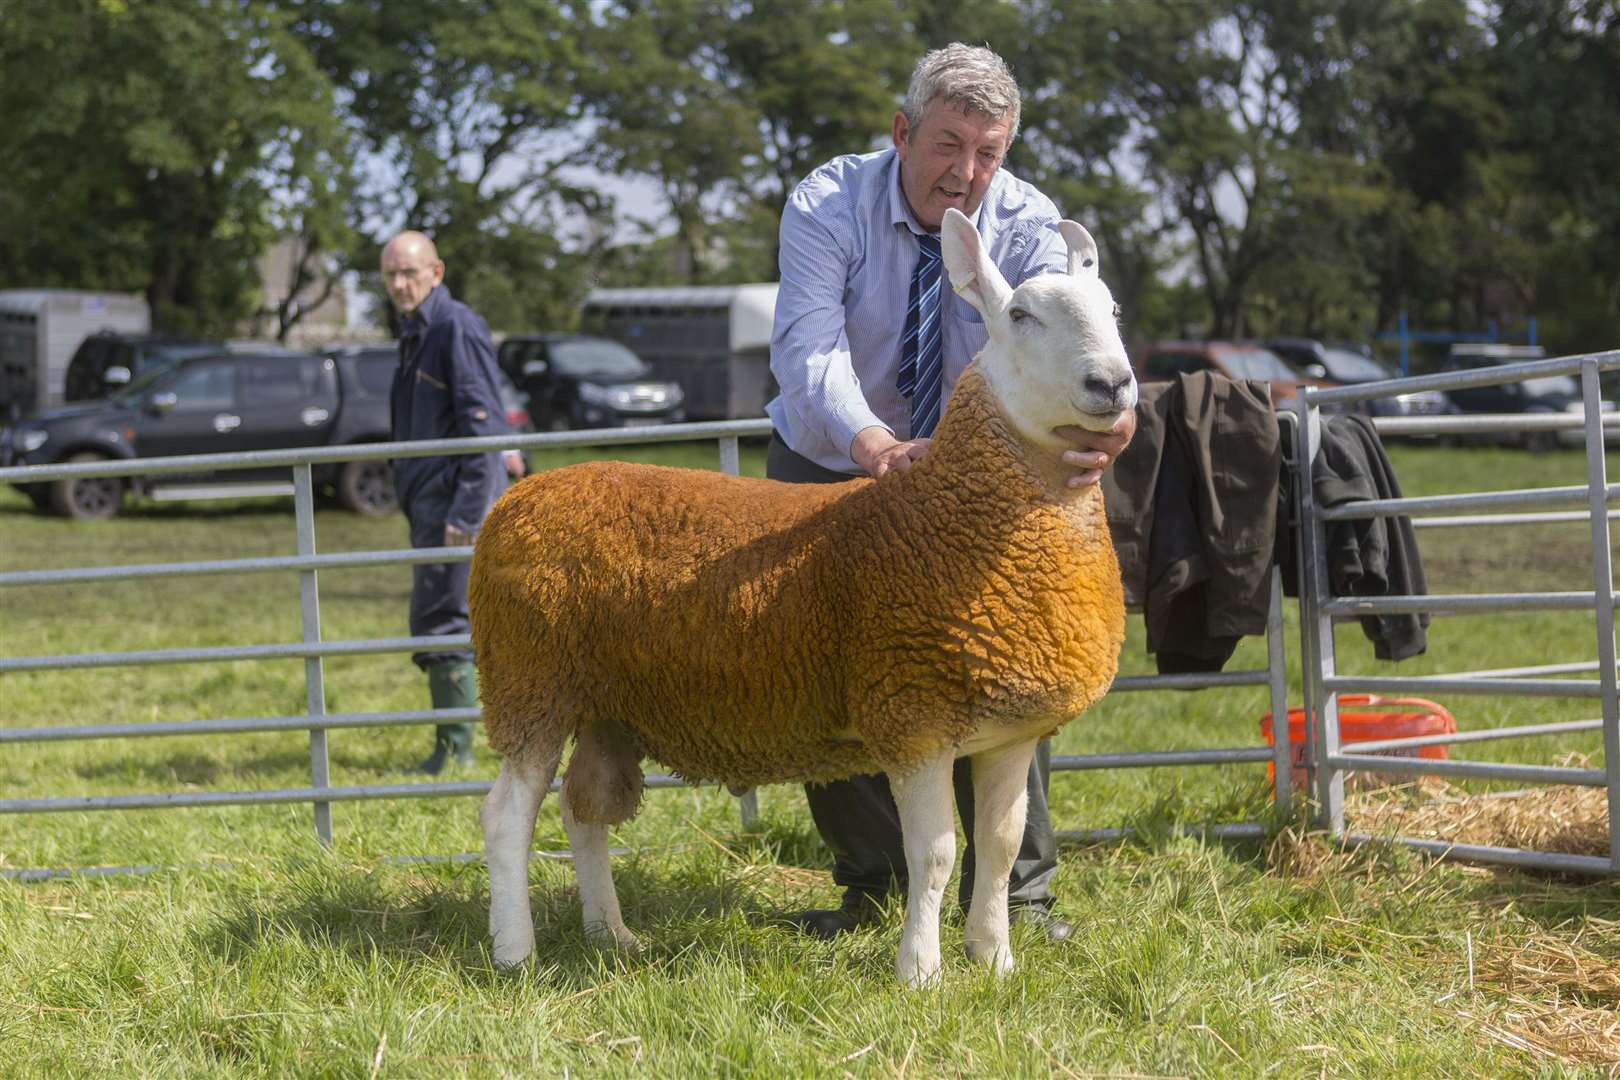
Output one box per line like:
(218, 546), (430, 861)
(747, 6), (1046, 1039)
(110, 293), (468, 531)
(941, 207), (1136, 448)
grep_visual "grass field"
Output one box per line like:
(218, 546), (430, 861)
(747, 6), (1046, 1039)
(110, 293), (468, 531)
(2, 438), (1616, 1077)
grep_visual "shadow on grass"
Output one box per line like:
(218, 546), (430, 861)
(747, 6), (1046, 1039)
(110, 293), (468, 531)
(195, 854), (812, 986)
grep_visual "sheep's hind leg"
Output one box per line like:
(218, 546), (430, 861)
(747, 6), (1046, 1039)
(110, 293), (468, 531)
(482, 750), (559, 969)
(963, 739), (1036, 976)
(559, 792), (639, 950)
(559, 719), (645, 950)
(889, 749), (957, 988)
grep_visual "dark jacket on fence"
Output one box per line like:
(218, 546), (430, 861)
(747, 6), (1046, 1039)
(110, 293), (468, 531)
(1279, 413), (1429, 661)
(1102, 373), (1282, 673)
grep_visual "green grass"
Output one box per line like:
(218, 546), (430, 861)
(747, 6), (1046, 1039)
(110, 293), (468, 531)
(1, 438), (1617, 1077)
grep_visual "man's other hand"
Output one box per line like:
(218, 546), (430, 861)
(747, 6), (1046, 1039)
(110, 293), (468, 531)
(851, 425), (931, 479)
(1055, 409), (1136, 488)
(444, 522), (472, 547)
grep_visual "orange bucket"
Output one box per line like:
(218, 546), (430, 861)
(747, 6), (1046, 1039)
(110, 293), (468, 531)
(1260, 694), (1456, 791)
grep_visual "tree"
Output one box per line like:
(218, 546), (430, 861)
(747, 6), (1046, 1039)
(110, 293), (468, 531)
(0, 0), (350, 334)
(288, 0), (600, 331)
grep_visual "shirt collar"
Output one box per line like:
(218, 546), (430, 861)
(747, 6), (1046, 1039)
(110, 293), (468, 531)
(885, 147), (987, 238)
(401, 283), (449, 336)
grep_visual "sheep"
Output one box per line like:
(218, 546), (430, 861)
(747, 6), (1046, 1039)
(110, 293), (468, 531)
(469, 206), (1136, 987)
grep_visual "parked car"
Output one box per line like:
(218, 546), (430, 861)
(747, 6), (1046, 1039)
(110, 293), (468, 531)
(497, 333), (685, 429)
(3, 347), (400, 519)
(1267, 337), (1452, 423)
(62, 331), (226, 402)
(1137, 340), (1321, 409)
(1439, 344), (1614, 451)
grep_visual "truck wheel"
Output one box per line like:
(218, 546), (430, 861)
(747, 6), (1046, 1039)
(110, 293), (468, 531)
(336, 458), (397, 515)
(49, 453), (122, 520)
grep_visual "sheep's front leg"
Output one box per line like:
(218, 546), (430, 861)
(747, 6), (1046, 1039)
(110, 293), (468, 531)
(482, 756), (553, 968)
(559, 788), (639, 950)
(889, 750), (957, 988)
(964, 740), (1036, 976)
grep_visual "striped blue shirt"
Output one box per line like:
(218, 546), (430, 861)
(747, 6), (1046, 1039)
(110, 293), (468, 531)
(767, 147), (1070, 474)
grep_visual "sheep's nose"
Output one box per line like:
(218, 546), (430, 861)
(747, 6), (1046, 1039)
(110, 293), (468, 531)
(1084, 373), (1135, 406)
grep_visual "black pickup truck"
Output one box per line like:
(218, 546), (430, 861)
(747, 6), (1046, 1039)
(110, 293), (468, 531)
(1, 346), (399, 519)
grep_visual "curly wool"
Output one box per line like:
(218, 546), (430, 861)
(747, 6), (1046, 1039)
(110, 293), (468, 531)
(469, 364), (1125, 792)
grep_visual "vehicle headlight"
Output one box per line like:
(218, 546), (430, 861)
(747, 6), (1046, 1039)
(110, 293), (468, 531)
(18, 429), (48, 453)
(662, 383), (684, 407)
(578, 382), (614, 407)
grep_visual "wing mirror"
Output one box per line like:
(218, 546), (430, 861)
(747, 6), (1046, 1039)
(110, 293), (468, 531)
(148, 391), (178, 414)
(1304, 363), (1328, 380)
(103, 365), (132, 388)
(522, 359), (549, 378)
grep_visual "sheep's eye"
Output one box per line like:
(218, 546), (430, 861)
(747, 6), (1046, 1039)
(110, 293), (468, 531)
(1009, 306), (1034, 324)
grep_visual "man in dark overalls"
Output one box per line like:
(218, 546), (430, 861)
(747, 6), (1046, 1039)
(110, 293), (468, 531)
(382, 230), (510, 774)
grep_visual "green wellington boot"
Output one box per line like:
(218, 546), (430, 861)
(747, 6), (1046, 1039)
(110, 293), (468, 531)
(416, 659), (478, 775)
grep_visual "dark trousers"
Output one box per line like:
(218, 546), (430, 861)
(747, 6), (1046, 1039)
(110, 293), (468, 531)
(405, 481), (474, 672)
(766, 433), (1058, 910)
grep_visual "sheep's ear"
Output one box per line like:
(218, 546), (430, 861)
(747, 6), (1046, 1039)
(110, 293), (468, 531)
(941, 207), (1012, 319)
(1058, 220), (1099, 278)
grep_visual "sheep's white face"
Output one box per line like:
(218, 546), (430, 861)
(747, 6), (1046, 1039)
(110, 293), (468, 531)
(940, 208), (1136, 447)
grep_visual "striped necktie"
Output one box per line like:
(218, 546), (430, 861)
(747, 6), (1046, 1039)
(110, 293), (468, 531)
(896, 232), (944, 438)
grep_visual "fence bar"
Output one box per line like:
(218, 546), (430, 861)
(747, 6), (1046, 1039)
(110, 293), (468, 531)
(1322, 675), (1599, 698)
(0, 772), (698, 816)
(718, 435), (740, 478)
(1581, 360), (1620, 871)
(293, 466), (333, 845)
(1057, 823), (1267, 843)
(1053, 747), (1275, 771)
(1296, 397), (1346, 834)
(1326, 752), (1604, 787)
(1112, 669), (1269, 691)
(0, 418), (777, 485)
(0, 634), (470, 673)
(0, 546), (469, 589)
(1343, 834), (1613, 876)
(1265, 567), (1292, 814)
(1322, 591), (1607, 616)
(1448, 660), (1608, 679)
(1302, 348), (1620, 408)
(1, 708), (480, 744)
(1349, 718), (1603, 754)
(1413, 511), (1620, 529)
(1318, 485), (1617, 522)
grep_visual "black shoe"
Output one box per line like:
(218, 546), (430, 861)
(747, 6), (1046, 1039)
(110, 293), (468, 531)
(787, 893), (884, 940)
(1010, 904), (1073, 944)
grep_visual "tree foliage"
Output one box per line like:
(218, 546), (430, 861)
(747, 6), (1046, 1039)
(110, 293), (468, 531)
(0, 0), (1614, 354)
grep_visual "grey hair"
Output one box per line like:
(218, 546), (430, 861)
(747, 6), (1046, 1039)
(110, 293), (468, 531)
(901, 43), (1022, 148)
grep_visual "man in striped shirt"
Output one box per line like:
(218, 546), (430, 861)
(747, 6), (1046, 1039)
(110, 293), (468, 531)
(765, 43), (1135, 943)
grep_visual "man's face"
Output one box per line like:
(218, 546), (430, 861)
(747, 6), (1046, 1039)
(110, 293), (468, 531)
(893, 98), (1012, 231)
(380, 241), (444, 317)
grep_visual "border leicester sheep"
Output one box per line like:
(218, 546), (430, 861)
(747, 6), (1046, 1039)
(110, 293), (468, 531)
(470, 206), (1136, 986)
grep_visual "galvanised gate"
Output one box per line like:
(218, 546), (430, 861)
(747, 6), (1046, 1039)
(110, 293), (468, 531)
(3, 350), (1616, 877)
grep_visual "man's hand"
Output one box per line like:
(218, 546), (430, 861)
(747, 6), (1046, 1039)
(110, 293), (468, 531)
(444, 522), (472, 547)
(1056, 409), (1137, 488)
(503, 449), (527, 479)
(851, 425), (931, 478)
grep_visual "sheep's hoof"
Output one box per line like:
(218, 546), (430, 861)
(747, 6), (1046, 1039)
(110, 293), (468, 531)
(491, 946), (534, 972)
(965, 939), (1015, 976)
(895, 952), (943, 989)
(584, 922), (641, 952)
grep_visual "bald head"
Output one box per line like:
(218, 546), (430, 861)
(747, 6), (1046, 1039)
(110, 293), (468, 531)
(381, 230), (445, 317)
